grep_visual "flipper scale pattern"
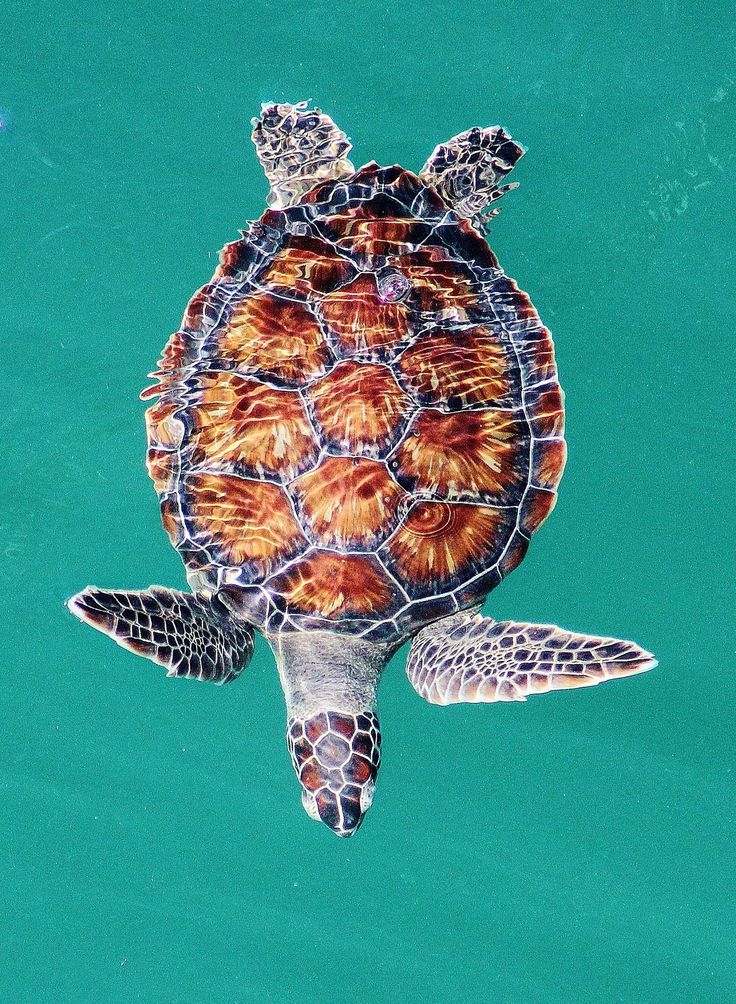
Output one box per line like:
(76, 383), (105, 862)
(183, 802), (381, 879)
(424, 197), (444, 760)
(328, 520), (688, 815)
(67, 586), (255, 684)
(407, 611), (657, 705)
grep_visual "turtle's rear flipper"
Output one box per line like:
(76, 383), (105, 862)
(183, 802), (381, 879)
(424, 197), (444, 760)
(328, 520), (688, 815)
(406, 611), (656, 705)
(66, 586), (254, 684)
(420, 126), (525, 232)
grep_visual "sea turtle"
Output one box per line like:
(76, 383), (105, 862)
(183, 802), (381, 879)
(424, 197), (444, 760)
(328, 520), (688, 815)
(67, 101), (656, 836)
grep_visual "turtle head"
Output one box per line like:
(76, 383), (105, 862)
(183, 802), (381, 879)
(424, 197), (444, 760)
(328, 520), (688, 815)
(287, 710), (381, 837)
(270, 630), (390, 836)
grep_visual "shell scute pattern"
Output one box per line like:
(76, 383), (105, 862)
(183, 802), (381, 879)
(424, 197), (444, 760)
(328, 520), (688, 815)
(143, 164), (565, 641)
(306, 361), (413, 458)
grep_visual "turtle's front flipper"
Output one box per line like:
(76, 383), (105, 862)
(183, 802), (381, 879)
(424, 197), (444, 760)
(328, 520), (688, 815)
(406, 611), (656, 705)
(420, 126), (525, 232)
(67, 587), (254, 684)
(251, 100), (354, 209)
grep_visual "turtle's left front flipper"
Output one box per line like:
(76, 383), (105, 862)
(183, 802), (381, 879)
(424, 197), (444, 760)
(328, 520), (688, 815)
(406, 611), (656, 705)
(66, 587), (254, 684)
(251, 100), (354, 209)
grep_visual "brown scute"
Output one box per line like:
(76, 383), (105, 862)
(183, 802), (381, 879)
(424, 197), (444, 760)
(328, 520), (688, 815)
(182, 472), (306, 574)
(305, 713), (328, 743)
(498, 532), (530, 577)
(186, 372), (319, 482)
(214, 239), (242, 279)
(146, 448), (177, 495)
(398, 329), (514, 409)
(291, 456), (407, 550)
(140, 330), (189, 399)
(307, 360), (412, 457)
(257, 235), (356, 297)
(182, 286), (215, 332)
(315, 732), (351, 767)
(219, 292), (332, 384)
(145, 396), (184, 493)
(320, 274), (412, 358)
(267, 552), (397, 618)
(519, 487), (558, 535)
(389, 248), (478, 315)
(515, 329), (558, 389)
(448, 215), (500, 268)
(392, 407), (528, 504)
(144, 397), (184, 450)
(382, 502), (515, 595)
(532, 437), (567, 492)
(526, 384), (565, 439)
(159, 497), (180, 543)
(329, 713), (356, 739)
(158, 330), (188, 370)
(304, 162), (425, 208)
(324, 212), (428, 258)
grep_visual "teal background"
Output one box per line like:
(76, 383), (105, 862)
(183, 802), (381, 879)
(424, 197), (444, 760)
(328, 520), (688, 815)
(2, 2), (735, 1001)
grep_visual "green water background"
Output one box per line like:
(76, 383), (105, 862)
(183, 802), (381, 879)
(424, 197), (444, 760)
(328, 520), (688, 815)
(2, 2), (735, 1001)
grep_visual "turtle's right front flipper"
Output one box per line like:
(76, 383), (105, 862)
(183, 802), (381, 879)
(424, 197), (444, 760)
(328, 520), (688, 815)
(420, 125), (525, 232)
(406, 611), (656, 705)
(67, 587), (254, 684)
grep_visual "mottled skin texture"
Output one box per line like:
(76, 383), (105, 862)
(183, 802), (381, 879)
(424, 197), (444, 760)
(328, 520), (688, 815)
(419, 126), (524, 233)
(68, 586), (254, 683)
(406, 609), (656, 705)
(68, 102), (656, 837)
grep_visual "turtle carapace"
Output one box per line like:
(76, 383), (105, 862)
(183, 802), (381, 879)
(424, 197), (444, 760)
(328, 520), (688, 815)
(68, 102), (656, 836)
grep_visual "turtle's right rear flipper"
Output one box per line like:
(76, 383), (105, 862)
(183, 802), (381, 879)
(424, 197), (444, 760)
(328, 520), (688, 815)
(66, 586), (254, 684)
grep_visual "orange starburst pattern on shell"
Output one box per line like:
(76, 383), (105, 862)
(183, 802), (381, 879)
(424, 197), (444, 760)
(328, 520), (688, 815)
(382, 501), (515, 596)
(398, 329), (513, 409)
(320, 274), (411, 357)
(183, 473), (306, 574)
(291, 456), (408, 550)
(268, 552), (397, 618)
(389, 246), (478, 316)
(186, 372), (319, 482)
(323, 212), (427, 258)
(392, 407), (527, 503)
(219, 292), (332, 384)
(307, 360), (413, 457)
(140, 330), (190, 400)
(256, 235), (356, 297)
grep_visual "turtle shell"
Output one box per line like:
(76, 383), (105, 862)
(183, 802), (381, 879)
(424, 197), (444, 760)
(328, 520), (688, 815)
(142, 164), (565, 643)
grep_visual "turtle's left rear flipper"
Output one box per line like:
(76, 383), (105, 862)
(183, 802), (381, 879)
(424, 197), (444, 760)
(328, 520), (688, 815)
(66, 586), (254, 684)
(406, 611), (656, 705)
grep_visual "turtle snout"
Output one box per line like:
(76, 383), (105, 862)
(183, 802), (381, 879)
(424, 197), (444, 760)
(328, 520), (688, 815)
(287, 710), (381, 837)
(300, 781), (375, 837)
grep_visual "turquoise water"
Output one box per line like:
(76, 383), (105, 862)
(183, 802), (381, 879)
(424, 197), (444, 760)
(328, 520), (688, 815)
(3, 2), (735, 1001)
